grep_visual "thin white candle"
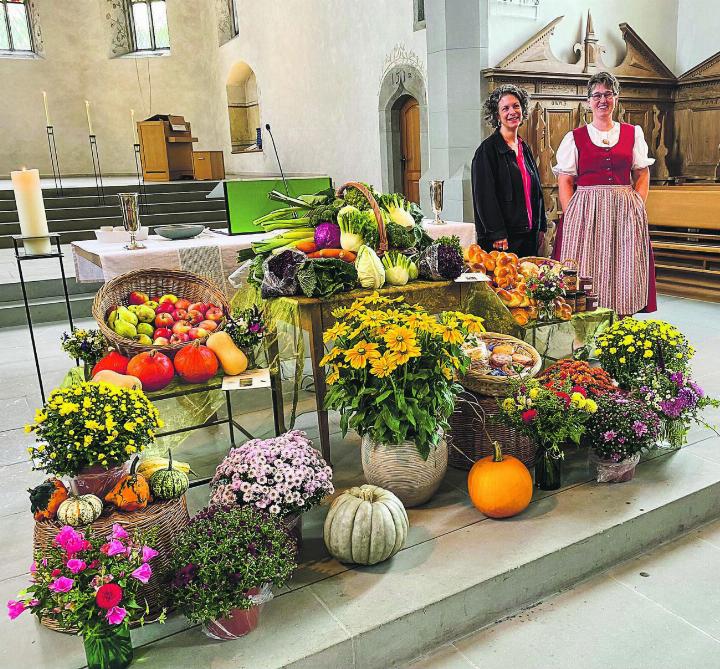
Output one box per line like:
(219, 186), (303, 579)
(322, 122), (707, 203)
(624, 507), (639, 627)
(130, 108), (138, 144)
(85, 100), (94, 136)
(42, 91), (51, 127)
(11, 168), (51, 255)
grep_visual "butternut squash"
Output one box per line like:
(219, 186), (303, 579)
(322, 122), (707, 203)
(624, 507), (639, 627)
(92, 369), (143, 390)
(206, 332), (248, 375)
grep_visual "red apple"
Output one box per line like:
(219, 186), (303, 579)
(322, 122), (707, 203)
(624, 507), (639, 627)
(174, 298), (191, 311)
(155, 302), (175, 315)
(158, 294), (178, 305)
(153, 337), (170, 346)
(172, 308), (188, 321)
(188, 326), (209, 340)
(198, 319), (218, 332)
(128, 290), (149, 305)
(188, 302), (208, 316)
(172, 320), (192, 335)
(187, 309), (205, 325)
(170, 332), (190, 344)
(205, 306), (224, 323)
(153, 327), (172, 340)
(155, 313), (174, 328)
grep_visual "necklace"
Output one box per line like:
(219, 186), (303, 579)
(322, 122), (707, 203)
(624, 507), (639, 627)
(592, 123), (614, 146)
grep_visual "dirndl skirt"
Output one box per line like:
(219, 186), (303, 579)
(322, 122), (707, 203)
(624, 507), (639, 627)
(553, 185), (650, 315)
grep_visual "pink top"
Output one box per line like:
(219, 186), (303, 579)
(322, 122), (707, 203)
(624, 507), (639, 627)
(517, 140), (533, 230)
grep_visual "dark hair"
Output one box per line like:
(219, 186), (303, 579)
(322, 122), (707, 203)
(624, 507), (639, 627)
(482, 84), (530, 128)
(587, 72), (620, 98)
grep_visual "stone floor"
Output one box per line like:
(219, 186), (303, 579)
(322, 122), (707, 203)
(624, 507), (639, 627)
(0, 294), (719, 668)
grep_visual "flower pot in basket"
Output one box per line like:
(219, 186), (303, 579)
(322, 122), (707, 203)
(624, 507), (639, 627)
(83, 627), (133, 669)
(589, 452), (640, 483)
(361, 434), (447, 507)
(72, 462), (130, 498)
(202, 586), (272, 641)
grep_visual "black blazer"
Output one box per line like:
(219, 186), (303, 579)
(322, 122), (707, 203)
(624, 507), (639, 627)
(471, 129), (547, 242)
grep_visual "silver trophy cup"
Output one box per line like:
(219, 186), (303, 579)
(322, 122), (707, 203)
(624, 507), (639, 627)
(118, 193), (146, 250)
(430, 180), (445, 225)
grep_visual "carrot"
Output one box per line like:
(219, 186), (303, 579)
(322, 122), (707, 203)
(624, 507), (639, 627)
(296, 240), (318, 254)
(307, 249), (357, 262)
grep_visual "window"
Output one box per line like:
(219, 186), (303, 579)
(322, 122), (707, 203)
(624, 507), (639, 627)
(413, 0), (426, 31)
(0, 0), (33, 53)
(129, 0), (169, 52)
(229, 0), (239, 37)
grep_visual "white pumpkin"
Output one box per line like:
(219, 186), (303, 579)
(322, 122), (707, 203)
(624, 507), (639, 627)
(57, 494), (103, 527)
(323, 484), (408, 565)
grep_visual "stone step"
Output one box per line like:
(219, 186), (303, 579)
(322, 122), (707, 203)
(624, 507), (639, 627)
(0, 290), (98, 326)
(0, 276), (101, 303)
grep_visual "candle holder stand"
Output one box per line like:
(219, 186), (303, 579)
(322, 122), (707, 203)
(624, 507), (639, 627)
(11, 233), (77, 403)
(45, 126), (64, 197)
(133, 143), (148, 213)
(88, 134), (105, 205)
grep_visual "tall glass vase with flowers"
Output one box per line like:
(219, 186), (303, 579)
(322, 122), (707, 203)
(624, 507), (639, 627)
(322, 291), (485, 506)
(500, 378), (597, 489)
(7, 524), (164, 669)
(525, 266), (565, 322)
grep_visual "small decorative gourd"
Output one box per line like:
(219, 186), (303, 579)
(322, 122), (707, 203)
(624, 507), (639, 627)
(105, 456), (150, 511)
(57, 494), (103, 527)
(323, 484), (408, 565)
(150, 451), (189, 500)
(29, 479), (69, 521)
(467, 441), (533, 519)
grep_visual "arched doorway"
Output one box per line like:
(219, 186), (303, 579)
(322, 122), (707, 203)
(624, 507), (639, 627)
(399, 96), (421, 203)
(226, 61), (261, 153)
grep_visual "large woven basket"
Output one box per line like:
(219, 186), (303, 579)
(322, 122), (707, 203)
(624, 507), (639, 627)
(461, 333), (541, 397)
(33, 496), (190, 634)
(92, 268), (230, 357)
(337, 182), (388, 255)
(448, 390), (535, 471)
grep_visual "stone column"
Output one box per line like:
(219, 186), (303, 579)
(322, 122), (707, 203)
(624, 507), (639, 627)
(421, 0), (489, 223)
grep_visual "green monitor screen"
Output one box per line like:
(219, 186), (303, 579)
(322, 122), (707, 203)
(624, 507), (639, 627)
(224, 176), (333, 235)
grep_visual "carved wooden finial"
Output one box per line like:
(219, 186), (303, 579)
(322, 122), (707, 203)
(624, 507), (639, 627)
(582, 10), (607, 73)
(585, 11), (596, 39)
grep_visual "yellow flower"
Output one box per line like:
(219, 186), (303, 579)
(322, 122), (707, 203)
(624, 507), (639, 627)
(370, 353), (398, 378)
(619, 357), (626, 364)
(627, 346), (635, 353)
(326, 365), (341, 385)
(570, 392), (586, 409)
(322, 321), (351, 343)
(594, 348), (601, 356)
(529, 388), (540, 399)
(34, 409), (47, 423)
(59, 402), (78, 416)
(643, 350), (653, 358)
(456, 313), (485, 335)
(123, 422), (136, 432)
(344, 341), (381, 369)
(319, 348), (342, 367)
(622, 335), (634, 346)
(407, 313), (437, 333)
(502, 397), (516, 411)
(440, 365), (453, 381)
(676, 353), (683, 359)
(609, 347), (617, 354)
(84, 435), (93, 446)
(438, 324), (464, 345)
(390, 341), (421, 364)
(24, 424), (32, 434)
(585, 399), (598, 413)
(384, 326), (417, 353)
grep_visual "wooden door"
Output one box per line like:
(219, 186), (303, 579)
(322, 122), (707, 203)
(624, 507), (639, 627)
(400, 97), (421, 203)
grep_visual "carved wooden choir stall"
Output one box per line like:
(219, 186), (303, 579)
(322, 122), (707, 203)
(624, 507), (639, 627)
(484, 12), (720, 300)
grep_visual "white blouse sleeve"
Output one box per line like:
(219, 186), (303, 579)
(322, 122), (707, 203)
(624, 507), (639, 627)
(552, 131), (578, 177)
(632, 124), (655, 170)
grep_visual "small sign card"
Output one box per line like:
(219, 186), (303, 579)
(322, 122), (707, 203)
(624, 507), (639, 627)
(455, 272), (491, 283)
(222, 367), (271, 391)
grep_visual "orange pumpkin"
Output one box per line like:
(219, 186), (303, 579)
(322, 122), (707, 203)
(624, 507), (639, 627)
(467, 441), (532, 519)
(29, 479), (69, 521)
(104, 456), (150, 511)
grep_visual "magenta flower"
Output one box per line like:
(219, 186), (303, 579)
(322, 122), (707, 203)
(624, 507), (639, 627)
(54, 526), (89, 555)
(603, 430), (617, 442)
(131, 563), (152, 584)
(111, 524), (129, 540)
(49, 577), (74, 593)
(29, 561), (37, 574)
(141, 546), (159, 563)
(66, 559), (87, 574)
(7, 600), (26, 620)
(105, 540), (126, 557)
(632, 421), (648, 437)
(105, 606), (128, 625)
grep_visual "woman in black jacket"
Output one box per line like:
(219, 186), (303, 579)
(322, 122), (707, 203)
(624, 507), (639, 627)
(471, 84), (547, 256)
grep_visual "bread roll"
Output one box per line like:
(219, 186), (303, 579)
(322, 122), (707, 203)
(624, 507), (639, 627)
(509, 308), (529, 326)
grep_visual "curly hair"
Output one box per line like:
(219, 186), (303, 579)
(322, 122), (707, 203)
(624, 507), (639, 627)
(482, 84), (531, 128)
(587, 71), (620, 98)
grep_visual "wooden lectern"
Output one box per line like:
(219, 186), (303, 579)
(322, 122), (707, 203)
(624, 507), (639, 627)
(137, 114), (198, 181)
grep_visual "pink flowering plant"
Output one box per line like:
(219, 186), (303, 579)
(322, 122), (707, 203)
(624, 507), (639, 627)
(209, 430), (333, 517)
(7, 523), (164, 638)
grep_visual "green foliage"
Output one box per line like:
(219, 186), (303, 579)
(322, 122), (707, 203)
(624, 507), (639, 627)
(297, 258), (358, 298)
(386, 222), (416, 250)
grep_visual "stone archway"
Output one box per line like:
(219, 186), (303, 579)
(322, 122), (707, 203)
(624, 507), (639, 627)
(379, 64), (428, 200)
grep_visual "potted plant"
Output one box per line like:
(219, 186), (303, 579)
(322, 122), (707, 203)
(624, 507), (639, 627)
(25, 382), (163, 497)
(500, 378), (597, 490)
(322, 292), (485, 506)
(525, 266), (564, 322)
(168, 506), (296, 640)
(584, 393), (661, 482)
(61, 328), (107, 381)
(209, 429), (333, 545)
(538, 359), (618, 398)
(224, 304), (267, 368)
(7, 523), (163, 669)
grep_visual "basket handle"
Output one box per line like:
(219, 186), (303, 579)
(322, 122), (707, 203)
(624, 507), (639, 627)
(337, 182), (388, 255)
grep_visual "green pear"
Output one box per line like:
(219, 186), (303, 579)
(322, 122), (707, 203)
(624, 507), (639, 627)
(117, 306), (138, 326)
(113, 319), (137, 339)
(146, 300), (159, 310)
(128, 305), (141, 314)
(107, 308), (119, 329)
(135, 305), (156, 323)
(135, 334), (153, 345)
(137, 322), (154, 337)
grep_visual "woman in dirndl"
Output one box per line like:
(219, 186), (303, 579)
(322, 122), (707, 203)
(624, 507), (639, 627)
(552, 71), (657, 316)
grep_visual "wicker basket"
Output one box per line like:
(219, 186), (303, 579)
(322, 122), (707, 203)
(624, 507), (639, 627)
(92, 268), (230, 358)
(461, 332), (542, 397)
(448, 391), (536, 471)
(337, 182), (388, 255)
(33, 497), (190, 633)
(518, 256), (563, 270)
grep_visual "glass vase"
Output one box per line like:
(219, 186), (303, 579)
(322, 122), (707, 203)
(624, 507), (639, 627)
(83, 627), (133, 669)
(656, 418), (687, 452)
(534, 447), (562, 490)
(536, 300), (555, 323)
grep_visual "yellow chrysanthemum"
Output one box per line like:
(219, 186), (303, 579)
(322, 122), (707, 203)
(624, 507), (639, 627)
(344, 341), (381, 369)
(643, 349), (653, 358)
(619, 357), (626, 364)
(529, 388), (540, 399)
(369, 353), (398, 378)
(570, 392), (586, 408)
(502, 397), (516, 411)
(585, 399), (598, 413)
(384, 326), (417, 353)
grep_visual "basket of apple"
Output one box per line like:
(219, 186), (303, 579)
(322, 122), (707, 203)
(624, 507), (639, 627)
(92, 268), (230, 358)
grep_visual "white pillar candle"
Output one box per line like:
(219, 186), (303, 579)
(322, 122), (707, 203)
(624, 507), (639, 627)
(42, 91), (51, 127)
(11, 168), (51, 255)
(85, 100), (94, 136)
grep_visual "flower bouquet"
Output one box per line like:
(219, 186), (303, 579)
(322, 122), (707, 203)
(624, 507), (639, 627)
(25, 382), (163, 496)
(525, 266), (565, 322)
(224, 304), (267, 367)
(584, 393), (660, 482)
(500, 378), (597, 489)
(61, 328), (107, 380)
(209, 430), (333, 544)
(7, 524), (163, 669)
(168, 506), (296, 640)
(538, 359), (617, 397)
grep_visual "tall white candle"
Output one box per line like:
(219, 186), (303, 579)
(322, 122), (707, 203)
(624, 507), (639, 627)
(11, 168), (51, 255)
(42, 91), (51, 127)
(130, 108), (138, 144)
(85, 100), (94, 136)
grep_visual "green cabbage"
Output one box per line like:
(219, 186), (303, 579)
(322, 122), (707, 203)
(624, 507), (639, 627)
(355, 245), (385, 289)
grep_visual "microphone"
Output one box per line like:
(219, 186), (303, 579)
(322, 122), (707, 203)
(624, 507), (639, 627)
(264, 123), (291, 198)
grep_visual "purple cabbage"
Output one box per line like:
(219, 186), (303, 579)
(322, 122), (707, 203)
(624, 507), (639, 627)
(314, 222), (341, 249)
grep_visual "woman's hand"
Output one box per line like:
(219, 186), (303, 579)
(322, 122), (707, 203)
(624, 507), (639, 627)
(632, 167), (650, 202)
(493, 238), (509, 251)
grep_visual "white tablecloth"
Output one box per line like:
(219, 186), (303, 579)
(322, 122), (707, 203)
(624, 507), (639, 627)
(422, 219), (477, 248)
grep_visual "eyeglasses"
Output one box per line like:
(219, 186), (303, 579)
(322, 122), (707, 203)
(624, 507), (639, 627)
(589, 92), (615, 101)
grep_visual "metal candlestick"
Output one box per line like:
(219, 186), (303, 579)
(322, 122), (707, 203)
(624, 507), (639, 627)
(88, 134), (105, 204)
(133, 143), (148, 213)
(118, 192), (146, 250)
(430, 180), (445, 225)
(46, 126), (64, 196)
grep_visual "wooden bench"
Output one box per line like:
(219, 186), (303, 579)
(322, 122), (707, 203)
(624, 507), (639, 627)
(646, 185), (720, 301)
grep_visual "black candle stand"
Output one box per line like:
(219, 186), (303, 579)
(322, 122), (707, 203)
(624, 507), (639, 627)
(133, 143), (148, 213)
(88, 134), (105, 204)
(45, 126), (64, 196)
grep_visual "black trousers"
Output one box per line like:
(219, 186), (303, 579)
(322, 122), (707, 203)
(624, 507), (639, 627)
(478, 230), (539, 257)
